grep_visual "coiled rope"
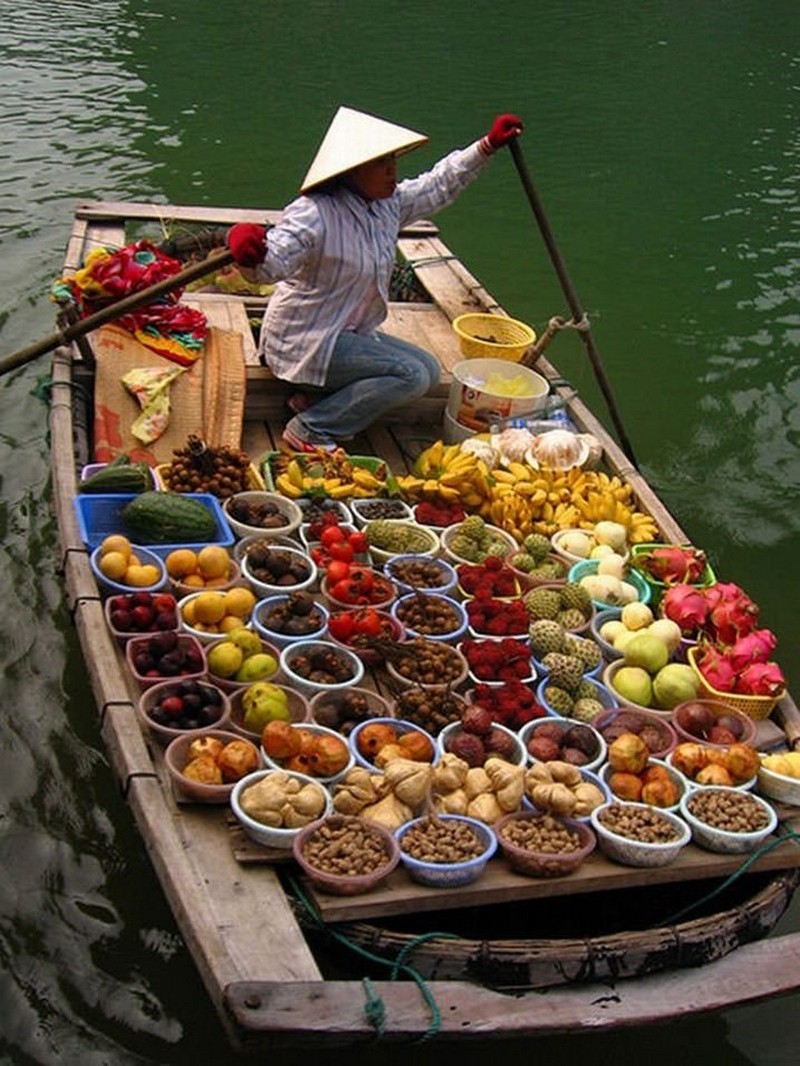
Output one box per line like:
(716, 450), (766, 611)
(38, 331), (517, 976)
(287, 873), (458, 1041)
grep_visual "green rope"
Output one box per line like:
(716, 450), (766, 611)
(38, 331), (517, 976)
(287, 873), (455, 1042)
(659, 824), (800, 926)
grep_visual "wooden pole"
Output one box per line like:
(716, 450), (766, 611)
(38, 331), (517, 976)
(508, 140), (638, 467)
(0, 246), (235, 377)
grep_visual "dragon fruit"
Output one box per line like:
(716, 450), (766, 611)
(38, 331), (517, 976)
(696, 646), (737, 692)
(706, 584), (759, 644)
(735, 660), (785, 698)
(661, 585), (710, 635)
(727, 629), (778, 672)
(636, 544), (708, 585)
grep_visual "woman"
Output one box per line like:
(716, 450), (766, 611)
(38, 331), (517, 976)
(227, 106), (523, 452)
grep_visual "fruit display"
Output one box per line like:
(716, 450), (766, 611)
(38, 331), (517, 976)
(326, 607), (401, 666)
(239, 682), (295, 733)
(351, 719), (436, 768)
(671, 699), (755, 747)
(594, 803), (684, 845)
(159, 434), (252, 497)
(257, 592), (327, 639)
(392, 687), (467, 734)
(594, 708), (677, 760)
(468, 681), (549, 731)
(206, 631), (279, 685)
(761, 751), (800, 780)
(440, 712), (522, 768)
(144, 679), (228, 732)
(225, 494), (296, 532)
(596, 604), (683, 659)
(683, 788), (771, 835)
(363, 519), (438, 558)
(78, 454), (153, 494)
(384, 637), (467, 688)
(121, 490), (220, 544)
(465, 596), (529, 637)
(310, 687), (390, 736)
(523, 719), (604, 768)
(294, 815), (398, 884)
(460, 637), (533, 683)
(428, 755), (526, 824)
(399, 815), (487, 862)
(261, 721), (352, 779)
(237, 770), (329, 828)
(523, 760), (607, 819)
(456, 558), (519, 598)
(242, 543), (314, 590)
(573, 557), (645, 609)
(604, 758), (683, 809)
(605, 635), (702, 712)
(524, 581), (594, 631)
(180, 587), (257, 636)
(506, 532), (569, 583)
(282, 642), (361, 687)
(631, 543), (711, 588)
(393, 592), (465, 639)
(385, 555), (456, 593)
(177, 734), (260, 785)
(94, 534), (163, 589)
(442, 515), (513, 564)
(303, 515), (370, 572)
(333, 761), (433, 829)
(165, 545), (236, 589)
(107, 591), (179, 636)
(126, 631), (205, 683)
(495, 811), (596, 879)
(353, 498), (414, 522)
(669, 741), (760, 787)
(272, 450), (392, 499)
(413, 500), (466, 527)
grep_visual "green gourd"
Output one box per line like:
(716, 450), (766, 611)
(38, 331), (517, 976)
(121, 491), (218, 543)
(78, 455), (152, 495)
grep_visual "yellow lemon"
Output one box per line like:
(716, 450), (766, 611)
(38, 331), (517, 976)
(181, 599), (198, 626)
(197, 545), (231, 580)
(223, 586), (256, 619)
(181, 573), (205, 589)
(165, 548), (198, 578)
(192, 591), (227, 625)
(100, 534), (132, 560)
(206, 641), (244, 679)
(98, 551), (129, 581)
(219, 614), (246, 634)
(125, 563), (161, 587)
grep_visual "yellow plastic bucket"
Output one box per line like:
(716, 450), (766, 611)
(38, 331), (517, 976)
(452, 313), (536, 362)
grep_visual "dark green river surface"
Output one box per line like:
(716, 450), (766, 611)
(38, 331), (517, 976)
(0, 1), (798, 1062)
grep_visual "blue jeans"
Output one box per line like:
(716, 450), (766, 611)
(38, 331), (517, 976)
(292, 330), (441, 441)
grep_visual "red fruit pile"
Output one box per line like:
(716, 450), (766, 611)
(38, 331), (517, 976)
(471, 680), (548, 730)
(328, 607), (395, 644)
(128, 631), (204, 680)
(457, 558), (518, 598)
(461, 637), (533, 682)
(414, 500), (466, 527)
(308, 518), (370, 575)
(465, 596), (529, 636)
(108, 591), (179, 634)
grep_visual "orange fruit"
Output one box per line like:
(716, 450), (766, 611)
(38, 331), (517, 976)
(166, 548), (199, 578)
(223, 586), (257, 619)
(125, 563), (161, 587)
(192, 591), (227, 625)
(181, 573), (205, 589)
(197, 546), (230, 580)
(100, 534), (132, 560)
(219, 614), (246, 633)
(98, 551), (129, 581)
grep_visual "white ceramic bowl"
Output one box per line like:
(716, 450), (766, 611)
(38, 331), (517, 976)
(665, 749), (757, 792)
(395, 814), (497, 888)
(384, 638), (469, 692)
(240, 544), (317, 598)
(279, 639), (364, 699)
(384, 554), (459, 597)
(440, 522), (518, 567)
(349, 497), (414, 528)
(90, 543), (169, 597)
(436, 720), (525, 766)
(176, 590), (257, 644)
(590, 801), (691, 867)
(364, 521), (440, 567)
(519, 716), (607, 773)
(232, 533), (304, 564)
(757, 762), (800, 807)
(550, 528), (598, 565)
(599, 758), (688, 813)
(222, 491), (303, 541)
(679, 786), (778, 853)
(231, 769), (333, 849)
(391, 592), (468, 644)
(251, 594), (329, 651)
(601, 659), (673, 720)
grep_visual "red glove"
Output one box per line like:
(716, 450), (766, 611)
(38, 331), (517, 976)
(483, 113), (524, 152)
(227, 223), (267, 267)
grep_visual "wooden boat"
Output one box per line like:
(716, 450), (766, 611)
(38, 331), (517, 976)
(45, 200), (800, 1050)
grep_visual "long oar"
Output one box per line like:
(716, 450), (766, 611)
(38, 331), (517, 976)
(508, 139), (638, 466)
(0, 245), (235, 378)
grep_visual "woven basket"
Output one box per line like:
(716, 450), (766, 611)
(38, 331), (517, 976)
(687, 646), (782, 721)
(452, 313), (536, 362)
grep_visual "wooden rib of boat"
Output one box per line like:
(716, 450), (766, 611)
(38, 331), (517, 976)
(47, 201), (800, 1050)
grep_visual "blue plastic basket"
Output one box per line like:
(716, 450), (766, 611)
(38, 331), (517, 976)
(74, 493), (234, 556)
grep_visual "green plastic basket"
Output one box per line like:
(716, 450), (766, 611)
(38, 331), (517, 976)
(630, 543), (716, 608)
(260, 452), (398, 497)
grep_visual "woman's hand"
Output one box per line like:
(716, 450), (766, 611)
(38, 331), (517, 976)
(483, 114), (524, 153)
(227, 223), (267, 266)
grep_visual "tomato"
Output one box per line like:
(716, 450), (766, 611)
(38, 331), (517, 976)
(329, 540), (355, 564)
(328, 613), (355, 641)
(320, 524), (346, 549)
(348, 531), (369, 553)
(353, 608), (382, 637)
(329, 578), (358, 605)
(325, 559), (351, 585)
(310, 546), (330, 567)
(348, 566), (375, 594)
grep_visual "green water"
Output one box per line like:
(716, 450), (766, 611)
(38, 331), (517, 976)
(0, 1), (798, 1061)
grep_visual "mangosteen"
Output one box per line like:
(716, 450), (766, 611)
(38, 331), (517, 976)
(561, 746), (590, 766)
(289, 591), (315, 616)
(563, 724), (598, 758)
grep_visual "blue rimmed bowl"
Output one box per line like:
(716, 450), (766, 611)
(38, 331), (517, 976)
(395, 814), (497, 888)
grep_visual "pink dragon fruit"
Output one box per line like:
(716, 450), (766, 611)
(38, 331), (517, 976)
(727, 629), (778, 672)
(638, 544), (708, 585)
(661, 585), (710, 636)
(696, 646), (737, 692)
(735, 660), (785, 698)
(706, 585), (760, 644)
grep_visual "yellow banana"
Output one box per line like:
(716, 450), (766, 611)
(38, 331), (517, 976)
(328, 482), (357, 499)
(352, 468), (384, 491)
(275, 473), (303, 498)
(490, 469), (517, 484)
(286, 459), (305, 489)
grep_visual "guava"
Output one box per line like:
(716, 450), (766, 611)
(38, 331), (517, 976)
(235, 652), (279, 683)
(652, 663), (699, 710)
(611, 665), (653, 707)
(242, 682), (290, 732)
(206, 641), (244, 679)
(622, 633), (669, 674)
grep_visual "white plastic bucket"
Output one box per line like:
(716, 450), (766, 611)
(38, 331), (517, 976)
(446, 358), (549, 435)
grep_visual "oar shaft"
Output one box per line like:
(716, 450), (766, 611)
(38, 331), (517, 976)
(508, 140), (638, 467)
(0, 245), (235, 377)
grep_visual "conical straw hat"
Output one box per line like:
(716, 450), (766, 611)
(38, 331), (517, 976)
(300, 106), (428, 192)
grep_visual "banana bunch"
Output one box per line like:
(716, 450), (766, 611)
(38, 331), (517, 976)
(397, 440), (489, 508)
(481, 463), (660, 544)
(273, 451), (391, 500)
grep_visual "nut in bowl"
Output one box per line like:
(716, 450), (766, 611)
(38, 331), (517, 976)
(222, 490), (303, 540)
(348, 717), (438, 772)
(231, 769), (333, 849)
(349, 497), (414, 527)
(679, 786), (777, 854)
(494, 811), (596, 878)
(395, 814), (497, 888)
(590, 801), (691, 867)
(384, 637), (469, 692)
(164, 729), (261, 803)
(261, 720), (354, 784)
(384, 554), (458, 597)
(292, 814), (401, 896)
(391, 592), (468, 644)
(279, 639), (365, 699)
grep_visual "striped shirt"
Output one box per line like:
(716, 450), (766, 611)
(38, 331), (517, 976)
(254, 141), (491, 384)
